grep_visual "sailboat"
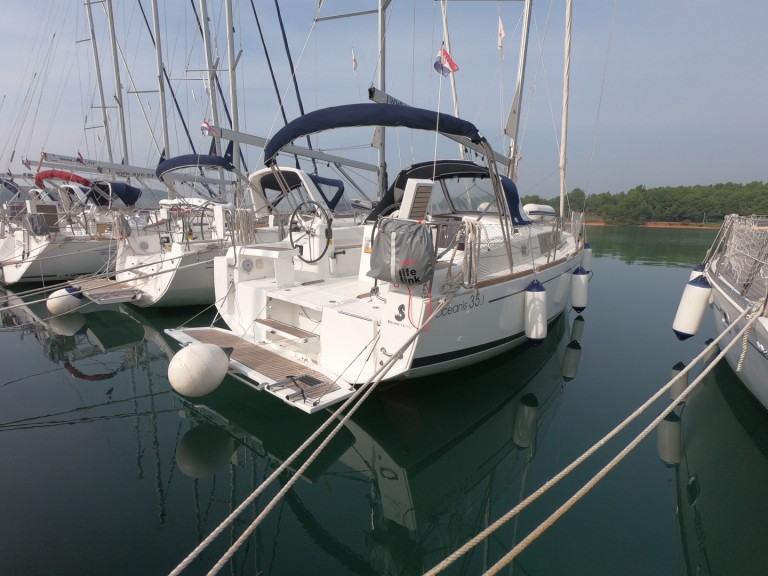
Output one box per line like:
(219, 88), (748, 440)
(673, 215), (768, 411)
(0, 171), (142, 285)
(165, 0), (588, 413)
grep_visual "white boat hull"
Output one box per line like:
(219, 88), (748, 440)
(0, 231), (114, 284)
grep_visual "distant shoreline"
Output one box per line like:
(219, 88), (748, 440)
(586, 220), (720, 230)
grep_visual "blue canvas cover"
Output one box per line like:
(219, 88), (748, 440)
(156, 140), (235, 180)
(264, 103), (484, 165)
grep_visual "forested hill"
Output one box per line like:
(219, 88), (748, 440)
(522, 181), (768, 225)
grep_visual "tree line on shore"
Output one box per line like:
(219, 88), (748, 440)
(522, 181), (768, 225)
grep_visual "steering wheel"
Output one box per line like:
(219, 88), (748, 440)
(289, 201), (332, 263)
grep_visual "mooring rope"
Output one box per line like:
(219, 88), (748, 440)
(168, 285), (460, 576)
(479, 307), (763, 575)
(425, 302), (759, 575)
(736, 287), (768, 372)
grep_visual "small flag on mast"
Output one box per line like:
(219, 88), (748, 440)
(76, 151), (84, 164)
(201, 120), (217, 136)
(433, 45), (459, 77)
(498, 16), (505, 51)
(352, 48), (358, 72)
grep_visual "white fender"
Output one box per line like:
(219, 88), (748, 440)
(168, 343), (230, 397)
(46, 286), (84, 315)
(570, 267), (589, 313)
(525, 280), (547, 345)
(672, 275), (712, 340)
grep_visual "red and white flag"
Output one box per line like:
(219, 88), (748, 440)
(352, 48), (358, 72)
(433, 45), (459, 76)
(498, 16), (505, 51)
(201, 120), (217, 136)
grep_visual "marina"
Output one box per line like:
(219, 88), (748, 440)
(3, 226), (767, 575)
(1, 0), (767, 574)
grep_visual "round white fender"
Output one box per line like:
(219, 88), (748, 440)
(656, 411), (682, 466)
(580, 242), (592, 273)
(175, 423), (236, 478)
(672, 275), (712, 340)
(46, 286), (83, 315)
(562, 340), (582, 382)
(570, 267), (589, 313)
(168, 343), (230, 397)
(525, 280), (547, 345)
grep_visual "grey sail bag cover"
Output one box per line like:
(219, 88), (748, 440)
(367, 218), (435, 285)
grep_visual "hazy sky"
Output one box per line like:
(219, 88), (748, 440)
(0, 0), (766, 199)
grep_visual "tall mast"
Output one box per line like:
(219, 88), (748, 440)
(439, 0), (464, 159)
(151, 0), (170, 162)
(84, 0), (114, 163)
(559, 0), (572, 217)
(104, 0), (130, 165)
(225, 0), (240, 171)
(376, 0), (390, 199)
(199, 0), (222, 157)
(504, 0), (532, 180)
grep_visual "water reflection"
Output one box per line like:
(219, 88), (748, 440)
(173, 311), (584, 574)
(0, 287), (588, 575)
(587, 226), (718, 267)
(657, 360), (768, 575)
(0, 289), (155, 383)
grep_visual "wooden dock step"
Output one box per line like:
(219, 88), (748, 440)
(165, 326), (354, 414)
(72, 276), (142, 304)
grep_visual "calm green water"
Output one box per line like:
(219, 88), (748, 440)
(2, 226), (767, 576)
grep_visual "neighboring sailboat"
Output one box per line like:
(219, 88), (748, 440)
(674, 215), (768, 410)
(0, 172), (142, 285)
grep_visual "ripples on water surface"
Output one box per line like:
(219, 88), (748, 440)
(1, 226), (767, 575)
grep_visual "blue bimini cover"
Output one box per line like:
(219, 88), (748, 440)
(264, 103), (484, 165)
(156, 141), (235, 180)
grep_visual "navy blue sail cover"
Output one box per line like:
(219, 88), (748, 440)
(264, 103), (485, 165)
(156, 141), (235, 179)
(88, 181), (142, 206)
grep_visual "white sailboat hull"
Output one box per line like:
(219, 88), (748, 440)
(0, 230), (114, 284)
(703, 214), (768, 410)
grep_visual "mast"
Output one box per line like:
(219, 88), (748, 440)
(559, 0), (572, 217)
(439, 0), (464, 159)
(151, 0), (170, 163)
(199, 0), (222, 158)
(84, 0), (114, 163)
(104, 0), (130, 166)
(376, 0), (390, 199)
(224, 0), (244, 206)
(504, 0), (532, 181)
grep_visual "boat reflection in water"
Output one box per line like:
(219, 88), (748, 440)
(657, 359), (768, 576)
(0, 290), (151, 382)
(173, 311), (585, 574)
